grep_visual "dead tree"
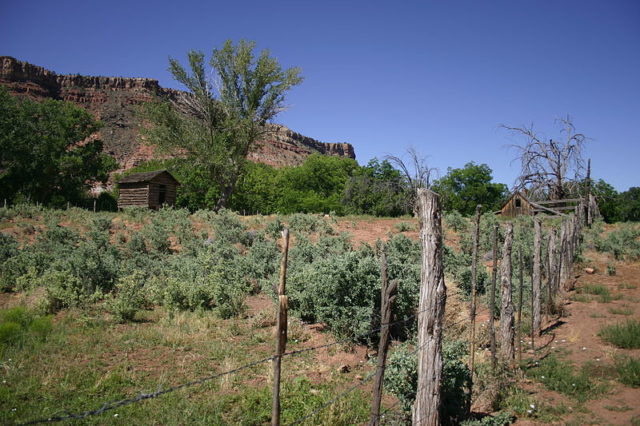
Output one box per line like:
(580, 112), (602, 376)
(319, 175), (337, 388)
(532, 219), (542, 335)
(499, 223), (515, 362)
(503, 116), (587, 200)
(413, 189), (446, 426)
(386, 148), (437, 213)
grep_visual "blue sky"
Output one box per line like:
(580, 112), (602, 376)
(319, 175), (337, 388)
(2, 0), (639, 191)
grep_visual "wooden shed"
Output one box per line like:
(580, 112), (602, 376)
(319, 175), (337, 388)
(117, 170), (179, 210)
(498, 191), (534, 218)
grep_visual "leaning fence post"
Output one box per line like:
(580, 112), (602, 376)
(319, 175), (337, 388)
(469, 205), (481, 384)
(412, 188), (446, 426)
(370, 251), (398, 426)
(488, 224), (499, 370)
(272, 228), (290, 426)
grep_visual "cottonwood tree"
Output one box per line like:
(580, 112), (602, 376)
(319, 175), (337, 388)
(503, 116), (587, 200)
(143, 40), (303, 210)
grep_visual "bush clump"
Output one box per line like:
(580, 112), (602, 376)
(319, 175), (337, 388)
(0, 306), (52, 353)
(384, 339), (471, 424)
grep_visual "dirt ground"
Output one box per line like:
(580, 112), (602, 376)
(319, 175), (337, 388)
(520, 250), (640, 425)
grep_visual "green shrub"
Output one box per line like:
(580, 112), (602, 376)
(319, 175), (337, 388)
(288, 213), (322, 233)
(607, 263), (616, 276)
(394, 221), (414, 232)
(461, 411), (515, 426)
(599, 320), (640, 349)
(444, 211), (468, 233)
(108, 272), (148, 322)
(384, 339), (471, 424)
(614, 356), (640, 387)
(595, 223), (640, 260)
(41, 270), (87, 313)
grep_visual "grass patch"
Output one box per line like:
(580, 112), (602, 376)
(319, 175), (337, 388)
(608, 307), (634, 316)
(618, 282), (638, 290)
(614, 356), (640, 388)
(578, 284), (609, 296)
(605, 404), (632, 412)
(599, 320), (640, 349)
(499, 388), (568, 423)
(525, 356), (607, 402)
(572, 294), (592, 303)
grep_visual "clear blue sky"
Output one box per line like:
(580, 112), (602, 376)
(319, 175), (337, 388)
(2, 0), (639, 191)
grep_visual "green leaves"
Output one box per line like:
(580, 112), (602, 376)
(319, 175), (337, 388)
(146, 40), (303, 210)
(0, 87), (115, 206)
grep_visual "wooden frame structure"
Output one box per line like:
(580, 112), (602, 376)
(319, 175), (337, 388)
(117, 170), (179, 210)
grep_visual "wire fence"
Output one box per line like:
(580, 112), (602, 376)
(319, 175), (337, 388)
(19, 304), (471, 425)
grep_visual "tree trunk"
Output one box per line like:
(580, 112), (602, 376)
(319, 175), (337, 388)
(532, 219), (542, 335)
(412, 189), (446, 426)
(499, 222), (515, 362)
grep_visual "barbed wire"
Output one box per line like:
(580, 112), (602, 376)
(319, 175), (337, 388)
(20, 289), (473, 424)
(19, 354), (275, 425)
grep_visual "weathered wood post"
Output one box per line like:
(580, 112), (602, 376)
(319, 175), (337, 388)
(370, 251), (398, 426)
(517, 249), (524, 364)
(499, 222), (515, 363)
(272, 229), (290, 426)
(586, 159), (592, 226)
(93, 198), (97, 213)
(412, 189), (446, 426)
(532, 219), (542, 336)
(547, 229), (557, 315)
(488, 224), (499, 370)
(469, 205), (481, 383)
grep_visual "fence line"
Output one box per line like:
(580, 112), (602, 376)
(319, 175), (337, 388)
(18, 203), (588, 425)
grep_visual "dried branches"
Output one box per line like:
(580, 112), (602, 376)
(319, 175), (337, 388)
(503, 116), (587, 200)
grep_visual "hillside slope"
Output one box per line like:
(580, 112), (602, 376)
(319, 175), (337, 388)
(0, 56), (355, 172)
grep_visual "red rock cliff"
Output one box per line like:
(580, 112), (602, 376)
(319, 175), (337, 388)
(0, 56), (355, 171)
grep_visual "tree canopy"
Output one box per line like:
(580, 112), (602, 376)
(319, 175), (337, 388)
(431, 162), (508, 215)
(0, 87), (116, 207)
(142, 40), (303, 210)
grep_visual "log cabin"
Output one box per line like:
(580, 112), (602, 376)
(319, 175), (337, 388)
(117, 170), (179, 210)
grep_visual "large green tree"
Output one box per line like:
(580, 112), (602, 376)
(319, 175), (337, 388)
(431, 162), (508, 215)
(0, 87), (116, 206)
(143, 40), (303, 210)
(342, 158), (410, 216)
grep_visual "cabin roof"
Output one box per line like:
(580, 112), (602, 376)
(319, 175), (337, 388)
(118, 170), (179, 185)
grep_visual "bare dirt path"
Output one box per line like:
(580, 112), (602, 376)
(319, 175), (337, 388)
(526, 251), (640, 425)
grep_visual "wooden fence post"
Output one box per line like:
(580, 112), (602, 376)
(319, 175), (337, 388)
(370, 251), (398, 426)
(488, 224), (499, 370)
(586, 159), (592, 226)
(469, 205), (481, 384)
(412, 189), (446, 426)
(517, 249), (524, 364)
(532, 219), (541, 336)
(547, 229), (557, 316)
(499, 222), (514, 363)
(272, 229), (290, 426)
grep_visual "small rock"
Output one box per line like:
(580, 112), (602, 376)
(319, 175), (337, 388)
(355, 375), (363, 380)
(309, 389), (320, 395)
(338, 365), (351, 373)
(584, 267), (596, 274)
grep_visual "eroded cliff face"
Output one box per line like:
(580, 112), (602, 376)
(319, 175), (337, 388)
(0, 56), (355, 172)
